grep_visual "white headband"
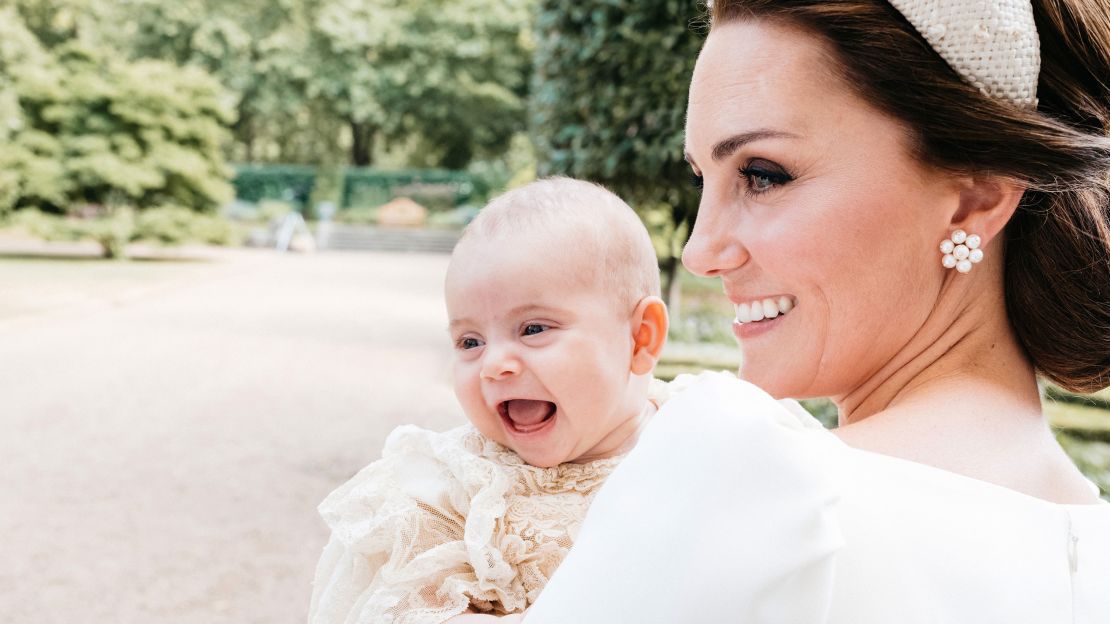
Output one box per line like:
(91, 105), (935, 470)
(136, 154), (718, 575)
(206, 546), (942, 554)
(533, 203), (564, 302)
(706, 0), (1042, 108)
(887, 0), (1041, 108)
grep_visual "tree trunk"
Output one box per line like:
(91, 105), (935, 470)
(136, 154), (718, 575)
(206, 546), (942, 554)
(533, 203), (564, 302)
(350, 121), (376, 167)
(242, 123), (255, 163)
(232, 101), (255, 162)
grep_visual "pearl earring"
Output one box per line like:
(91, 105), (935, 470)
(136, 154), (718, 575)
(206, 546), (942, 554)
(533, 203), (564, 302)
(939, 229), (984, 274)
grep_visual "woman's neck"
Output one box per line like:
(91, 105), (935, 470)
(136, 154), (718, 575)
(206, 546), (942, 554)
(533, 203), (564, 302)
(833, 276), (1040, 426)
(829, 288), (1100, 504)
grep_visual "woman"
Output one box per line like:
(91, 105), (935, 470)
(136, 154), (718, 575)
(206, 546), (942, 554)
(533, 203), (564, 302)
(524, 0), (1110, 621)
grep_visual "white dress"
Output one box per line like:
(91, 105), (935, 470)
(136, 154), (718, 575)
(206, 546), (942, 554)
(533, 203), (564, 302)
(308, 424), (624, 624)
(524, 372), (1110, 624)
(309, 381), (681, 624)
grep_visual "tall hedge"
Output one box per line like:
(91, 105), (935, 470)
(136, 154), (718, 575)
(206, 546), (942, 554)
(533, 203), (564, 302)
(530, 1), (706, 299)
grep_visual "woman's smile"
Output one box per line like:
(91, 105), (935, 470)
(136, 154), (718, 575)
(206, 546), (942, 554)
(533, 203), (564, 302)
(732, 295), (797, 323)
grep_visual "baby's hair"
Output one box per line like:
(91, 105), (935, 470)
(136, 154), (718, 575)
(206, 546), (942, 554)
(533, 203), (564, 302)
(459, 177), (661, 311)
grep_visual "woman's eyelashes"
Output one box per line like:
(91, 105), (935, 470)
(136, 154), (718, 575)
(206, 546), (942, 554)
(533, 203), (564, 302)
(740, 160), (793, 195)
(689, 159), (793, 196)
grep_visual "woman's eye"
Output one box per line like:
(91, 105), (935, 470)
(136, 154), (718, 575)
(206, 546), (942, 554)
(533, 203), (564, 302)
(456, 337), (484, 350)
(740, 161), (792, 194)
(522, 324), (548, 336)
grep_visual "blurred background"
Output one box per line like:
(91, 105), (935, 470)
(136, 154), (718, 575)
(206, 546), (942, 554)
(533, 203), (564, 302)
(0, 1), (1106, 623)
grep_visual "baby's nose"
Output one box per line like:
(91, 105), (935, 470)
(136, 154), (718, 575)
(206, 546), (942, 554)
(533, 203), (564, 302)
(480, 345), (522, 380)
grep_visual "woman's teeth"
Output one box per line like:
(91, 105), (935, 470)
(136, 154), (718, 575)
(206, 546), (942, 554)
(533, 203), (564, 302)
(735, 296), (796, 324)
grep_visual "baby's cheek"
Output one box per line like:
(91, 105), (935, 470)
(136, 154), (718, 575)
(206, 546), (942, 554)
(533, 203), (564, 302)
(451, 364), (481, 409)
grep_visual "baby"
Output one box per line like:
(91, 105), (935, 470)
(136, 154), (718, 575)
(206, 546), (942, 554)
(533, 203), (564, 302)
(308, 177), (670, 624)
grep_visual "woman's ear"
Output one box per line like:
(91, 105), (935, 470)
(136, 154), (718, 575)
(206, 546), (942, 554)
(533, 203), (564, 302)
(630, 296), (668, 375)
(950, 175), (1026, 246)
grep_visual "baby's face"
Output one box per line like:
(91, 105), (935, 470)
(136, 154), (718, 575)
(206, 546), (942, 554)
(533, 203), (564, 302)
(446, 235), (645, 468)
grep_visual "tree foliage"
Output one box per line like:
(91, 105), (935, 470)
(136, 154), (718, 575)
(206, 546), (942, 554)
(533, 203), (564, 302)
(4, 0), (539, 178)
(305, 0), (534, 167)
(0, 8), (66, 214)
(531, 0), (705, 301)
(0, 4), (235, 216)
(108, 0), (534, 169)
(117, 0), (319, 163)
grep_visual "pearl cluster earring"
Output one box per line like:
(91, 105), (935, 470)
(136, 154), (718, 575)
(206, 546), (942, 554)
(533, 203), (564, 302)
(940, 229), (983, 274)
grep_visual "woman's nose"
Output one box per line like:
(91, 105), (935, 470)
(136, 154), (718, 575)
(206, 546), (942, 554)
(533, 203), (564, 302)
(682, 198), (749, 277)
(480, 344), (522, 381)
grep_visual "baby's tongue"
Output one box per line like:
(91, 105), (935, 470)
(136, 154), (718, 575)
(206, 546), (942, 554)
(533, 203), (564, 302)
(505, 399), (553, 427)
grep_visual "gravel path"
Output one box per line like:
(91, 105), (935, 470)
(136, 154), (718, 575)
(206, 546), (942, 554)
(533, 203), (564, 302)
(0, 249), (463, 624)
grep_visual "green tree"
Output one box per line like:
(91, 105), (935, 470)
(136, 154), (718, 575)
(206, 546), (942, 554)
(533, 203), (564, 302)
(306, 0), (534, 167)
(0, 5), (237, 258)
(117, 0), (319, 163)
(0, 7), (68, 214)
(7, 0), (114, 49)
(531, 0), (705, 305)
(12, 40), (235, 212)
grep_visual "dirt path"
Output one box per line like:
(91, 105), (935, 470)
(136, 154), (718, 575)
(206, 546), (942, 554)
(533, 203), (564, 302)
(0, 249), (462, 624)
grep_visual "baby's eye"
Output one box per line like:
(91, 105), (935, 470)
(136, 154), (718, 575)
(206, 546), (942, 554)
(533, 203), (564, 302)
(456, 336), (484, 350)
(522, 323), (549, 337)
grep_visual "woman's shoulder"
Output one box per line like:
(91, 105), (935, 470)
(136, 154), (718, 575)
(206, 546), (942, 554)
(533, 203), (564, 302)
(644, 371), (839, 470)
(525, 372), (845, 623)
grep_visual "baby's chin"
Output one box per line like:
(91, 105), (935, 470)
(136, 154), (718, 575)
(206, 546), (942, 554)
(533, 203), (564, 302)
(512, 446), (572, 469)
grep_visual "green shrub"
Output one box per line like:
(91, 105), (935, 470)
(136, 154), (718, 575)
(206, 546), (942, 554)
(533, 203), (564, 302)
(257, 200), (295, 224)
(1057, 434), (1110, 500)
(232, 164), (316, 204)
(308, 165), (344, 216)
(1, 12), (235, 217)
(335, 206), (379, 226)
(135, 205), (236, 246)
(340, 168), (482, 210)
(12, 205), (236, 257)
(425, 205), (478, 230)
(12, 207), (133, 258)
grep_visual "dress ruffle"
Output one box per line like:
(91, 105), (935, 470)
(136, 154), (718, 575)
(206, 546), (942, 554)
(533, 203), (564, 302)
(311, 424), (624, 624)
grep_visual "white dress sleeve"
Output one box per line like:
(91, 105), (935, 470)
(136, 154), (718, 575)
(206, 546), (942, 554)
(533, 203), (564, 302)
(523, 372), (844, 624)
(308, 425), (524, 624)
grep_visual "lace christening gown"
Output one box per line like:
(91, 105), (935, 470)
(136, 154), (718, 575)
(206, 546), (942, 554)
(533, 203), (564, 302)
(308, 423), (624, 624)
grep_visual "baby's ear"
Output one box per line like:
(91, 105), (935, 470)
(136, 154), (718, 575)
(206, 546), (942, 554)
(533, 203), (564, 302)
(630, 296), (668, 375)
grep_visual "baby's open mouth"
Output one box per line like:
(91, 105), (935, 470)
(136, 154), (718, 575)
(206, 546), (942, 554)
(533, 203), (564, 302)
(498, 399), (557, 434)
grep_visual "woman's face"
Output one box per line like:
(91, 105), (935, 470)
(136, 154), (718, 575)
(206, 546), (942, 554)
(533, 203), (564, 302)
(683, 20), (961, 399)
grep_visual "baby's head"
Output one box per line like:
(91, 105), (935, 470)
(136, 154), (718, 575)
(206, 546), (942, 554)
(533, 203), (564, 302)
(445, 177), (668, 468)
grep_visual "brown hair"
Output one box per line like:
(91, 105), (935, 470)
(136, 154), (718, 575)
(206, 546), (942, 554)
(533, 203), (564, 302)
(709, 0), (1110, 393)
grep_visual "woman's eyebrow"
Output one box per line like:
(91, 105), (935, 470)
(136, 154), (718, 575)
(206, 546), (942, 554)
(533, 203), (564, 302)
(685, 129), (800, 166)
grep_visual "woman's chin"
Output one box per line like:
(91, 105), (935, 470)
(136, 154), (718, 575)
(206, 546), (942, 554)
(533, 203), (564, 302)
(737, 364), (803, 400)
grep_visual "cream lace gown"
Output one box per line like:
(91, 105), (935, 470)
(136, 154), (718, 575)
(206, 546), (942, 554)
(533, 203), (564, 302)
(308, 424), (623, 624)
(524, 372), (1110, 624)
